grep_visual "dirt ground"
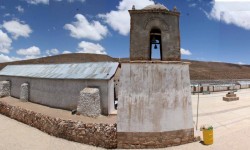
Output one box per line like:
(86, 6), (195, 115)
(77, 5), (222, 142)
(0, 114), (105, 150)
(0, 97), (116, 124)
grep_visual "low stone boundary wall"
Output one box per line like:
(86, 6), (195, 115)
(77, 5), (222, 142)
(0, 101), (117, 149)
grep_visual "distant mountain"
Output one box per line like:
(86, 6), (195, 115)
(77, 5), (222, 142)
(186, 60), (250, 80)
(1, 54), (250, 80)
(0, 53), (115, 70)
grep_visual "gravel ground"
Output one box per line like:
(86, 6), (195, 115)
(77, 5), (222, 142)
(0, 114), (104, 150)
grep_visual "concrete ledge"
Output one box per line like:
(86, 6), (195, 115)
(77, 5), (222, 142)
(0, 101), (117, 149)
(117, 128), (195, 149)
(121, 60), (190, 64)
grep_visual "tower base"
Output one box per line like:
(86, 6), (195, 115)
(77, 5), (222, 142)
(117, 61), (194, 149)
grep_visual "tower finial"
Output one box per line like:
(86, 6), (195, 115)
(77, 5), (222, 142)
(173, 6), (177, 12)
(132, 5), (135, 10)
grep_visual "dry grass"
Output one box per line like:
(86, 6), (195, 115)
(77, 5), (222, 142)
(188, 60), (250, 80)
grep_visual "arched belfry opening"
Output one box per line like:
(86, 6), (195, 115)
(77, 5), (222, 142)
(150, 28), (162, 60)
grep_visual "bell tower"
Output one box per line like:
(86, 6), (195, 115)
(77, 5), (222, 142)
(117, 4), (194, 149)
(129, 4), (180, 61)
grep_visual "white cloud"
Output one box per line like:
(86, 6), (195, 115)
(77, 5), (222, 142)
(98, 0), (154, 36)
(54, 0), (85, 2)
(216, 0), (250, 1)
(3, 13), (11, 17)
(46, 48), (59, 55)
(67, 0), (85, 3)
(181, 48), (192, 55)
(189, 3), (197, 7)
(25, 0), (49, 5)
(24, 55), (39, 60)
(0, 54), (20, 63)
(237, 61), (245, 65)
(78, 41), (107, 54)
(0, 54), (13, 62)
(64, 14), (108, 41)
(0, 30), (12, 54)
(17, 46), (41, 56)
(208, 0), (250, 30)
(2, 20), (32, 39)
(62, 50), (72, 54)
(0, 5), (5, 9)
(16, 5), (24, 13)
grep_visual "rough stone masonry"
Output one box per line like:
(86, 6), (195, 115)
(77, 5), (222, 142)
(0, 81), (10, 98)
(20, 83), (29, 102)
(77, 88), (101, 118)
(0, 100), (117, 149)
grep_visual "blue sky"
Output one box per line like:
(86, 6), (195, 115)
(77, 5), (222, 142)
(0, 0), (250, 64)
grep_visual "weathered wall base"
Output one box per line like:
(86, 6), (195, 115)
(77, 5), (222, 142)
(117, 128), (194, 149)
(0, 101), (117, 149)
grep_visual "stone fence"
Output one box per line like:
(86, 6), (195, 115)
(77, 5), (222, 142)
(0, 101), (117, 149)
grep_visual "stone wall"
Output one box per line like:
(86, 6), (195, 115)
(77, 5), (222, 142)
(0, 81), (10, 98)
(0, 101), (117, 149)
(117, 128), (195, 149)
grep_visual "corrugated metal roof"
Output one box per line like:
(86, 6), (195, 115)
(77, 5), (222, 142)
(0, 62), (119, 80)
(237, 81), (250, 85)
(213, 84), (235, 87)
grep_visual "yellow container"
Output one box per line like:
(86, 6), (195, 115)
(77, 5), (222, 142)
(203, 129), (213, 145)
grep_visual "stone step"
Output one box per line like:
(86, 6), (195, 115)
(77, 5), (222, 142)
(223, 97), (239, 101)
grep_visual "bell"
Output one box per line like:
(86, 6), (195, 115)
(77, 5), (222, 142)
(154, 44), (157, 49)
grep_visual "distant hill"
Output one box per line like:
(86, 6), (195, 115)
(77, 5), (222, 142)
(187, 60), (250, 80)
(1, 54), (250, 80)
(0, 53), (115, 70)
